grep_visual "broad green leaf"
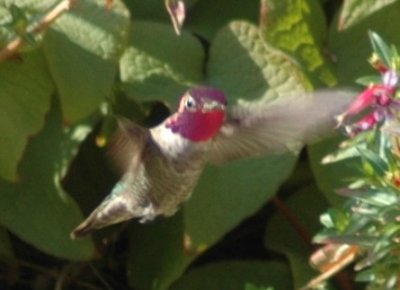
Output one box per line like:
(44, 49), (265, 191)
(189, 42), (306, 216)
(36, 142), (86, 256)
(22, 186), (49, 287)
(338, 0), (400, 30)
(329, 1), (400, 84)
(308, 136), (360, 205)
(261, 0), (336, 86)
(43, 0), (130, 123)
(171, 261), (293, 290)
(127, 212), (191, 290)
(184, 154), (297, 248)
(0, 100), (95, 260)
(123, 0), (171, 22)
(264, 184), (328, 289)
(206, 21), (311, 102)
(119, 21), (204, 105)
(0, 51), (53, 181)
(185, 0), (259, 40)
(122, 0), (200, 24)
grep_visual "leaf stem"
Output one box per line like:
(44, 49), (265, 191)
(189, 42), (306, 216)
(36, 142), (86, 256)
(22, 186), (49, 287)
(271, 196), (312, 247)
(0, 0), (75, 62)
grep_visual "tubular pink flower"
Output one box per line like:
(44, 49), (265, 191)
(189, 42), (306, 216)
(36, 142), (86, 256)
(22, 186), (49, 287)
(345, 111), (382, 137)
(336, 86), (378, 127)
(336, 66), (399, 137)
(345, 86), (377, 116)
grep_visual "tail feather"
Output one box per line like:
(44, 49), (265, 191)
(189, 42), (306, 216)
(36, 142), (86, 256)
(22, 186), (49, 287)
(70, 197), (136, 239)
(70, 212), (100, 239)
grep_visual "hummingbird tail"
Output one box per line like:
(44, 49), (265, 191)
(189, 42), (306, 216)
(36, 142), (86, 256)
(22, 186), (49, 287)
(70, 212), (100, 239)
(70, 195), (146, 239)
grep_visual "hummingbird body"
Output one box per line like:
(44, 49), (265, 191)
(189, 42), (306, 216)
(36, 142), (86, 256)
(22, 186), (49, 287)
(71, 88), (226, 238)
(71, 86), (353, 239)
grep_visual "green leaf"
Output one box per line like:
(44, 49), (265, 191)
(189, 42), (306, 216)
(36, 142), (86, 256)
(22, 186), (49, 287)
(338, 0), (400, 30)
(170, 261), (293, 290)
(0, 51), (53, 181)
(43, 0), (130, 123)
(0, 0), (58, 45)
(185, 0), (259, 40)
(350, 190), (398, 207)
(308, 136), (360, 205)
(369, 31), (393, 67)
(357, 148), (388, 176)
(184, 154), (297, 247)
(122, 0), (198, 24)
(122, 0), (184, 24)
(264, 184), (329, 289)
(261, 0), (336, 86)
(320, 208), (350, 231)
(355, 75), (381, 86)
(207, 21), (311, 101)
(127, 212), (190, 290)
(0, 99), (95, 261)
(328, 1), (400, 84)
(119, 21), (204, 105)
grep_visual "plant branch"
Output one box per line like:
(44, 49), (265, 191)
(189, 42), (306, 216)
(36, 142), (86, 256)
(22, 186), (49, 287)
(271, 196), (313, 247)
(0, 0), (75, 62)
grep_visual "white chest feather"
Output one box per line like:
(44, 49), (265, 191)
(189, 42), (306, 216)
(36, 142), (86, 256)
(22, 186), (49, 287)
(150, 124), (209, 159)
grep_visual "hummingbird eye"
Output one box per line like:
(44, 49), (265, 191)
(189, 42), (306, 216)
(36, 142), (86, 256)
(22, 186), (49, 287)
(185, 96), (196, 109)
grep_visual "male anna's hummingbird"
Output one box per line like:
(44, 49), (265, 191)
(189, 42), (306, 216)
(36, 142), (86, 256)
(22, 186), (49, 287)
(71, 86), (351, 239)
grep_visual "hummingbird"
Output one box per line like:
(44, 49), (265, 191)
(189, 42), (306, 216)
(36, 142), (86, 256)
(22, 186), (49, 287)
(71, 86), (352, 239)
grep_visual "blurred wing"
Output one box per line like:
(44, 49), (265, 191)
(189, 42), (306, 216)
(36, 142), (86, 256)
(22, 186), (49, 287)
(208, 89), (355, 164)
(108, 118), (150, 173)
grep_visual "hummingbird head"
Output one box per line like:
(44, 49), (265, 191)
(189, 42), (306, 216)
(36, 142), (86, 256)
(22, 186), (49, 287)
(166, 86), (227, 142)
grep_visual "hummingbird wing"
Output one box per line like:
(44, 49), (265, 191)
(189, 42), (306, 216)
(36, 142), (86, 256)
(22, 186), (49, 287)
(208, 90), (355, 164)
(108, 117), (150, 174)
(71, 118), (150, 238)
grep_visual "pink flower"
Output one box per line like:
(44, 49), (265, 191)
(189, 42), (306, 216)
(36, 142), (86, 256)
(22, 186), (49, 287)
(345, 111), (382, 137)
(337, 70), (399, 136)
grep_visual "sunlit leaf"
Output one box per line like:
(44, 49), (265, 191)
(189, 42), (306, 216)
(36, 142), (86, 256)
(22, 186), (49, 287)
(207, 21), (311, 101)
(43, 0), (130, 123)
(119, 21), (204, 105)
(339, 0), (399, 30)
(261, 0), (336, 86)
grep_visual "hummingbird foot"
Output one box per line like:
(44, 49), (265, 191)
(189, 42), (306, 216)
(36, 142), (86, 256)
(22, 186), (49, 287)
(138, 205), (157, 223)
